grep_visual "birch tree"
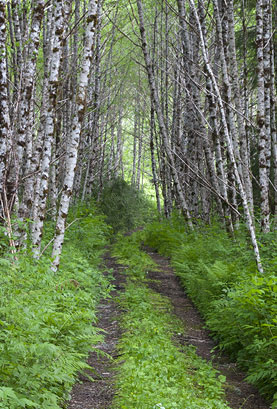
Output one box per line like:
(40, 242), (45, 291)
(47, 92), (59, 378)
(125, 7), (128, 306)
(0, 0), (275, 269)
(136, 0), (193, 228)
(256, 0), (271, 233)
(32, 0), (66, 255)
(0, 1), (9, 208)
(17, 0), (45, 222)
(188, 0), (263, 273)
(51, 0), (99, 271)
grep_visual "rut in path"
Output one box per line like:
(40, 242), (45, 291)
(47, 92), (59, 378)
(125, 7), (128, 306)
(144, 246), (269, 409)
(67, 247), (270, 409)
(67, 252), (125, 409)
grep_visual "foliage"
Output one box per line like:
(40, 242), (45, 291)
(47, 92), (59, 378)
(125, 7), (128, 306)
(111, 233), (231, 409)
(207, 275), (277, 398)
(114, 283), (230, 409)
(112, 231), (156, 280)
(143, 217), (277, 404)
(98, 178), (154, 233)
(0, 205), (112, 409)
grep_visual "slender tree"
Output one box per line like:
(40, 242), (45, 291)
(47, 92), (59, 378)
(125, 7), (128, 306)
(52, 0), (99, 271)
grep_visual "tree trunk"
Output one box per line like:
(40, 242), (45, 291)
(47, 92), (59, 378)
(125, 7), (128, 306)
(32, 0), (66, 255)
(257, 0), (271, 232)
(190, 0), (263, 273)
(0, 1), (9, 207)
(136, 0), (193, 227)
(51, 0), (99, 271)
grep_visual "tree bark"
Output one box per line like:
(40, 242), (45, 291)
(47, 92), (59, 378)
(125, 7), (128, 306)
(189, 0), (263, 273)
(257, 0), (271, 232)
(32, 0), (66, 255)
(136, 0), (193, 227)
(52, 0), (99, 271)
(0, 1), (9, 205)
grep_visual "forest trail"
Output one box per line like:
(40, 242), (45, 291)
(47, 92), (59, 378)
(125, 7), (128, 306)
(67, 252), (125, 409)
(68, 246), (270, 409)
(144, 247), (269, 409)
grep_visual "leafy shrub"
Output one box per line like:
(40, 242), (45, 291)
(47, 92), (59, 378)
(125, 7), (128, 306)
(98, 178), (154, 233)
(0, 205), (112, 408)
(207, 275), (277, 398)
(143, 218), (277, 404)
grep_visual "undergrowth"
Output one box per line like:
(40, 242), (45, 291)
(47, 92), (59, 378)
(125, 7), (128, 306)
(98, 178), (154, 233)
(0, 203), (112, 409)
(112, 232), (156, 280)
(143, 216), (277, 406)
(112, 232), (231, 409)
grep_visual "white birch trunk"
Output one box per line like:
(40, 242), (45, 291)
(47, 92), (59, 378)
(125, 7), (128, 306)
(261, 0), (272, 232)
(256, 0), (270, 233)
(150, 103), (161, 214)
(131, 117), (137, 186)
(32, 0), (65, 255)
(136, 116), (143, 190)
(227, 0), (253, 212)
(17, 0), (44, 221)
(10, 0), (23, 110)
(270, 10), (277, 226)
(51, 0), (98, 271)
(114, 103), (124, 178)
(190, 0), (263, 273)
(136, 0), (193, 227)
(0, 1), (9, 199)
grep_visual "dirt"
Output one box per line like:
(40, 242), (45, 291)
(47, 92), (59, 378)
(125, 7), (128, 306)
(67, 246), (270, 409)
(144, 246), (270, 409)
(67, 253), (125, 409)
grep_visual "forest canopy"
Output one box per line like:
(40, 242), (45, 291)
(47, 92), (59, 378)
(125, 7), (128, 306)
(0, 0), (276, 271)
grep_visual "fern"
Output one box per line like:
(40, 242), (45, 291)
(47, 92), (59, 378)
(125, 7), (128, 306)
(143, 218), (277, 403)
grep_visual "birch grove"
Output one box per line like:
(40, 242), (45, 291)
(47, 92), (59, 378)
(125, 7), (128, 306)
(0, 0), (275, 271)
(51, 0), (99, 271)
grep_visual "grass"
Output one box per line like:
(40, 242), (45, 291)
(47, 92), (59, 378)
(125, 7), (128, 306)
(111, 231), (231, 409)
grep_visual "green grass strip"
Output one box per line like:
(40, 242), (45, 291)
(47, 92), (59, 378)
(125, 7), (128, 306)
(113, 281), (230, 409)
(112, 232), (231, 409)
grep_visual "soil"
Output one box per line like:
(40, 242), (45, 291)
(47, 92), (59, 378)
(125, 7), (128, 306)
(67, 246), (270, 409)
(144, 246), (270, 409)
(67, 252), (125, 409)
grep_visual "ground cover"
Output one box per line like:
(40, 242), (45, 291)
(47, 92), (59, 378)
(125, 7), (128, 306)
(1, 195), (273, 409)
(142, 217), (277, 406)
(0, 204), (112, 409)
(111, 233), (232, 409)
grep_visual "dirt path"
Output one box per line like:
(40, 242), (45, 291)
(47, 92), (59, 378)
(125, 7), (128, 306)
(67, 252), (125, 409)
(67, 246), (270, 409)
(144, 246), (270, 409)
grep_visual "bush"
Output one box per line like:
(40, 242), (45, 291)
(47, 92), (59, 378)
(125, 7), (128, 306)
(207, 275), (277, 398)
(98, 178), (154, 233)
